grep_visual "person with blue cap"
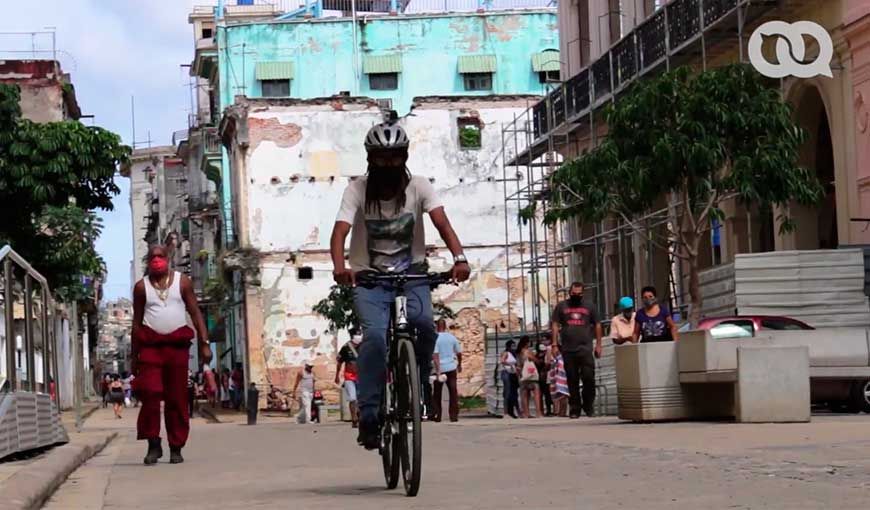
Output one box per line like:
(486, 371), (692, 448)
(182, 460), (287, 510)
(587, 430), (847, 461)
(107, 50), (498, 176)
(610, 297), (637, 345)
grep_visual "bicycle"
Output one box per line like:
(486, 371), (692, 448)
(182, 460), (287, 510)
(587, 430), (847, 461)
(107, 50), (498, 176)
(356, 271), (453, 497)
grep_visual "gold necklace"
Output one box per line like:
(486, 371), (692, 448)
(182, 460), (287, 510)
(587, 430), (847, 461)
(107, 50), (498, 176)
(153, 274), (171, 302)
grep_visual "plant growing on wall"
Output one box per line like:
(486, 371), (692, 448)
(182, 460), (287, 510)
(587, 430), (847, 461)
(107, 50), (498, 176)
(433, 301), (456, 320)
(543, 64), (823, 325)
(459, 125), (482, 149)
(312, 284), (358, 333)
(0, 83), (131, 301)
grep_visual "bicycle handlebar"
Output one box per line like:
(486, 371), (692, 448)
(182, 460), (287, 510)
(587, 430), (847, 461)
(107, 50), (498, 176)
(355, 271), (454, 290)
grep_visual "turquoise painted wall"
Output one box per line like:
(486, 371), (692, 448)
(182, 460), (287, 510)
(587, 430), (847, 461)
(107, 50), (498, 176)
(218, 11), (559, 114)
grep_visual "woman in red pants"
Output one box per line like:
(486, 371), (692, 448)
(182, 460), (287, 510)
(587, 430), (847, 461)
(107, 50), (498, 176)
(132, 245), (212, 466)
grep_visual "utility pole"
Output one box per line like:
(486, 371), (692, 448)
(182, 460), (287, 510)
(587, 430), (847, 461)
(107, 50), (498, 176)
(71, 302), (82, 432)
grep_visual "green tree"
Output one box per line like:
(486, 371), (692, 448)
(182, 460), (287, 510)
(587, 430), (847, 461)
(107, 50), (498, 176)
(0, 83), (131, 300)
(543, 64), (822, 324)
(313, 284), (358, 333)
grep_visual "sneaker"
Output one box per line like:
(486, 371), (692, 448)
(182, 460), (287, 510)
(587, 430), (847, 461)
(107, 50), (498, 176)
(143, 438), (163, 465)
(357, 417), (380, 451)
(569, 414), (581, 419)
(584, 408), (596, 418)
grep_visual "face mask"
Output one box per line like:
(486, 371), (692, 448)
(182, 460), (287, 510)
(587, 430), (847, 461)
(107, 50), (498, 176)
(351, 335), (362, 345)
(149, 256), (169, 276)
(569, 294), (583, 305)
(643, 297), (657, 308)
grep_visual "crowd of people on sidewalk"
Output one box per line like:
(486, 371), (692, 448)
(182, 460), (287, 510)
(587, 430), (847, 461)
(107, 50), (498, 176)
(500, 282), (680, 419)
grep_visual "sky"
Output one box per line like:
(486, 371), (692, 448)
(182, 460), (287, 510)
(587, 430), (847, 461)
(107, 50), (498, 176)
(2, 0), (213, 301)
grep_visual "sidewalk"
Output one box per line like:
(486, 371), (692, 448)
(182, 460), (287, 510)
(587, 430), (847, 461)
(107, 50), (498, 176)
(0, 402), (117, 510)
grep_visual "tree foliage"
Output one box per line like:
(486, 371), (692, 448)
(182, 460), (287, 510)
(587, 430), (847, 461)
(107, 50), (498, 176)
(0, 83), (131, 301)
(544, 64), (823, 323)
(313, 284), (358, 333)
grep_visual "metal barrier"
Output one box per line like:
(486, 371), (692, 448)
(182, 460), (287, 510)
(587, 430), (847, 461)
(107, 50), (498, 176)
(0, 245), (68, 458)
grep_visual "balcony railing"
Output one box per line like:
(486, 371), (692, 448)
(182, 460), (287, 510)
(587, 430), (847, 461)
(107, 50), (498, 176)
(527, 0), (759, 142)
(243, 0), (554, 17)
(204, 128), (221, 155)
(189, 192), (220, 213)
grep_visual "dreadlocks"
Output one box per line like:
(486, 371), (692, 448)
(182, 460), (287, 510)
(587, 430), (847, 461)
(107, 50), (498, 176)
(364, 165), (411, 217)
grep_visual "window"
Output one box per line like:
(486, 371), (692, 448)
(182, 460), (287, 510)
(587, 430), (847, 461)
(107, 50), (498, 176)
(262, 80), (290, 97)
(458, 118), (482, 149)
(202, 28), (213, 39)
(463, 73), (492, 92)
(297, 267), (313, 280)
(369, 73), (398, 91)
(538, 70), (560, 84)
(710, 320), (755, 339)
(761, 319), (811, 331)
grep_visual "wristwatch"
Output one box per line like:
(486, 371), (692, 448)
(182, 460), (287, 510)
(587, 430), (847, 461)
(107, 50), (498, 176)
(454, 254), (468, 265)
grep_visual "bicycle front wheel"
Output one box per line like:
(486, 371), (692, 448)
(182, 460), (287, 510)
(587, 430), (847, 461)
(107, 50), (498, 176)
(396, 338), (422, 497)
(381, 376), (400, 489)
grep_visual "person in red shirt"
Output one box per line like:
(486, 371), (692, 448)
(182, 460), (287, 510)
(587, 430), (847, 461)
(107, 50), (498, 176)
(335, 328), (362, 428)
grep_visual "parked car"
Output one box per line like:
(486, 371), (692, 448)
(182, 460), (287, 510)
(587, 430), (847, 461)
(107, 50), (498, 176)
(678, 315), (814, 338)
(679, 315), (870, 414)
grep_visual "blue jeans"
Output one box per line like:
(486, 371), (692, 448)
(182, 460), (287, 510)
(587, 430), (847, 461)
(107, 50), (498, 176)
(353, 281), (437, 423)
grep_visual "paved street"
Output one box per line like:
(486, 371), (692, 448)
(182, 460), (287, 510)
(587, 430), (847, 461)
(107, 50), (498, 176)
(44, 407), (870, 510)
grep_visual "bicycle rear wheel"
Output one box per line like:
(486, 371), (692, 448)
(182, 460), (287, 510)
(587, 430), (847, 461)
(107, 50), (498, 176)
(396, 338), (422, 497)
(380, 376), (400, 489)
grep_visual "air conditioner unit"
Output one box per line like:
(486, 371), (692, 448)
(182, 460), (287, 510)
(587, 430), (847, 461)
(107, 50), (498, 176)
(377, 99), (393, 110)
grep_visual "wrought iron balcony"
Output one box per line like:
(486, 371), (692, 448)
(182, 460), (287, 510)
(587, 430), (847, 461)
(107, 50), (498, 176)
(524, 0), (776, 145)
(189, 192), (220, 213)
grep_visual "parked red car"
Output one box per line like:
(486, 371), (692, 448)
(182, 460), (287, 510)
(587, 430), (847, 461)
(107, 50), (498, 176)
(678, 315), (814, 338)
(680, 315), (870, 413)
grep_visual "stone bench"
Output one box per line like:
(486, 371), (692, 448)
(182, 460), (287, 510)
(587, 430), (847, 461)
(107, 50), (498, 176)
(616, 332), (811, 423)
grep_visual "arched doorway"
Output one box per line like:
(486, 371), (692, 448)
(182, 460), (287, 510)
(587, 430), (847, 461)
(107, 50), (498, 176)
(789, 85), (838, 250)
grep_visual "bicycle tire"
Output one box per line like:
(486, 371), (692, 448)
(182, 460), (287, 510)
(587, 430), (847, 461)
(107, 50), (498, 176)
(396, 338), (422, 497)
(381, 378), (400, 489)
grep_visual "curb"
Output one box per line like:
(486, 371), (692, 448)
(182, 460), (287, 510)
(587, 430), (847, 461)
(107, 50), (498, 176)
(0, 432), (117, 510)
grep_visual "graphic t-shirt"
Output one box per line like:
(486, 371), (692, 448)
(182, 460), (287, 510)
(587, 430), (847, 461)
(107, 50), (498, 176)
(552, 300), (599, 353)
(337, 342), (359, 382)
(636, 306), (674, 342)
(336, 175), (443, 273)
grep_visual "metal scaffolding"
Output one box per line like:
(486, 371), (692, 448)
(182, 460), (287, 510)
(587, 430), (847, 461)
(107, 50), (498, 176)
(498, 0), (779, 328)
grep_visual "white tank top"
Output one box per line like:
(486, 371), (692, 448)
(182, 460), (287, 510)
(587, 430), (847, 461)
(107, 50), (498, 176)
(142, 272), (189, 335)
(300, 371), (314, 393)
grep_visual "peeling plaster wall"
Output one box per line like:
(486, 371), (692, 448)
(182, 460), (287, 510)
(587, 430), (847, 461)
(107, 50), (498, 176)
(220, 11), (558, 114)
(237, 100), (545, 399)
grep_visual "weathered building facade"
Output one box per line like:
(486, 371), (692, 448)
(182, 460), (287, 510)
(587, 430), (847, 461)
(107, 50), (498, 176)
(194, 3), (558, 398)
(505, 0), (870, 325)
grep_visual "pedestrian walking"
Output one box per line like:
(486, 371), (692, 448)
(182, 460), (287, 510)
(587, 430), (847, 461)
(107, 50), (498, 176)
(611, 297), (637, 345)
(132, 245), (212, 465)
(517, 335), (543, 418)
(230, 363), (244, 411)
(547, 344), (569, 417)
(633, 286), (679, 343)
(109, 374), (125, 419)
(535, 341), (553, 416)
(101, 374), (111, 408)
(335, 329), (362, 427)
(121, 372), (135, 407)
(551, 282), (603, 418)
(220, 369), (231, 408)
(292, 363), (315, 424)
(500, 340), (520, 418)
(432, 319), (462, 423)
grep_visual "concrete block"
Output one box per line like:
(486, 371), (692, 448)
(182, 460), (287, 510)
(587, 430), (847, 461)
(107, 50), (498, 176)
(736, 346), (810, 423)
(758, 329), (870, 367)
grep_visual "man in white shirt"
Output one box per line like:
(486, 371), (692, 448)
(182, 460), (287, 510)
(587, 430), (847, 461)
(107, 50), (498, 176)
(330, 116), (470, 449)
(432, 319), (463, 423)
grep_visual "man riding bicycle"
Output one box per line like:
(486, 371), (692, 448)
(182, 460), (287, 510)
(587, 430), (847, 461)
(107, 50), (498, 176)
(330, 114), (470, 450)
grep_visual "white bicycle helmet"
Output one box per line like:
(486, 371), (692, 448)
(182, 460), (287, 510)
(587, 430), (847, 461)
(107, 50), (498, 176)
(364, 120), (410, 151)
